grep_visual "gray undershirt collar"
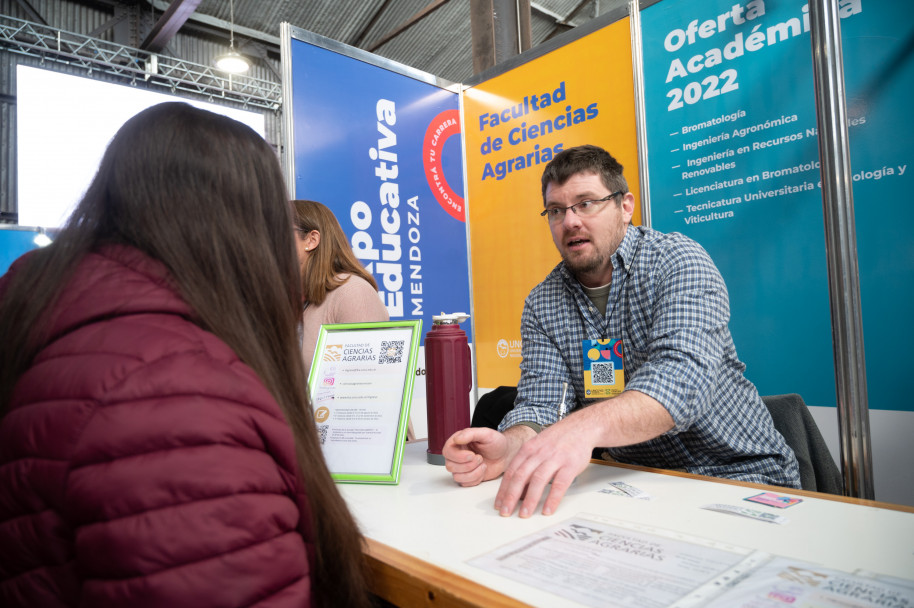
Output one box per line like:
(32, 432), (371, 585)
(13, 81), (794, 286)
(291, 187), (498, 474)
(581, 281), (611, 316)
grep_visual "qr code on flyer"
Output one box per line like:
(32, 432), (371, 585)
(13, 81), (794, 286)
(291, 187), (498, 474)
(317, 425), (329, 445)
(378, 340), (404, 365)
(592, 361), (615, 385)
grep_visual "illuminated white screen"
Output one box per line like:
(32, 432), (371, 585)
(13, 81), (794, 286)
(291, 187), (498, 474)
(17, 66), (267, 228)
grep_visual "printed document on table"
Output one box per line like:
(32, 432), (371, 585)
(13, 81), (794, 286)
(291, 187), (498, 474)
(691, 556), (914, 607)
(467, 514), (753, 608)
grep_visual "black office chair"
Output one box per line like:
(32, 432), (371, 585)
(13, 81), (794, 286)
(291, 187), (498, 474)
(472, 387), (610, 459)
(761, 393), (844, 495)
(471, 386), (518, 430)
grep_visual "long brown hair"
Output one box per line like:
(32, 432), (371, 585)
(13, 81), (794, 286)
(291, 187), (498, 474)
(292, 199), (378, 305)
(0, 103), (371, 608)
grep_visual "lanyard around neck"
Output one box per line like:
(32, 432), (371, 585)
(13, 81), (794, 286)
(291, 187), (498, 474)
(575, 235), (643, 340)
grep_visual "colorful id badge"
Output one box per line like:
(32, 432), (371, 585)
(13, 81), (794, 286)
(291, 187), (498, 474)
(582, 338), (624, 398)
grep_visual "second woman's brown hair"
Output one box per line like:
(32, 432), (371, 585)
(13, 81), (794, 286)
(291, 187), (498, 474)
(293, 199), (378, 305)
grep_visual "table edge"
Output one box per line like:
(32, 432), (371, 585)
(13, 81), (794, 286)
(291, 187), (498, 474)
(589, 459), (914, 513)
(364, 537), (532, 608)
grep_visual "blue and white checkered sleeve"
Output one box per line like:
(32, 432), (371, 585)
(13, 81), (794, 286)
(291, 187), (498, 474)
(623, 240), (731, 431)
(498, 294), (569, 432)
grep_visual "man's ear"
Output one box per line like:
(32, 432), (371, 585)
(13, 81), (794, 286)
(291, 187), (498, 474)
(621, 193), (635, 223)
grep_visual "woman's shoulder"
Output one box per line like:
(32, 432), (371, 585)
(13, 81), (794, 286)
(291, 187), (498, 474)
(330, 274), (389, 321)
(331, 273), (374, 295)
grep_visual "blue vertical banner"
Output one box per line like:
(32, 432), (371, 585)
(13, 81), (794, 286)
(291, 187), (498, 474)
(0, 228), (48, 274)
(286, 33), (471, 344)
(642, 0), (870, 407)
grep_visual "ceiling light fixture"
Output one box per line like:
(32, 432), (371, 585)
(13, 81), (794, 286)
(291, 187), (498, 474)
(215, 0), (250, 73)
(33, 232), (53, 247)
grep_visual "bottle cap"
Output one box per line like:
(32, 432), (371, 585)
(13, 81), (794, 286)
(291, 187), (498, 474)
(432, 312), (470, 324)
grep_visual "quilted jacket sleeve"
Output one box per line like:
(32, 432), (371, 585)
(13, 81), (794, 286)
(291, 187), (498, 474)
(22, 315), (312, 607)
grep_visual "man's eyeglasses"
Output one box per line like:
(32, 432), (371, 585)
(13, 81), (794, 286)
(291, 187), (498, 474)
(540, 191), (623, 224)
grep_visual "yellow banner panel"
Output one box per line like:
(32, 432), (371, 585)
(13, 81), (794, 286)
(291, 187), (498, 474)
(464, 17), (640, 388)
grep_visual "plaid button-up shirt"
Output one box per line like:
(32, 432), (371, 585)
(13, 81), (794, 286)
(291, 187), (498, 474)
(501, 224), (800, 488)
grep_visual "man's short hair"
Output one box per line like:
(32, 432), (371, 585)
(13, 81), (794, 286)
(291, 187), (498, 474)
(540, 144), (629, 202)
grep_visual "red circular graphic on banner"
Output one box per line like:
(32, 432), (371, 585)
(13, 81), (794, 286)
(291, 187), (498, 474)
(423, 109), (464, 222)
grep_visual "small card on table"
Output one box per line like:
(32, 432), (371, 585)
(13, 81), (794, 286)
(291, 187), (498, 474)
(744, 492), (803, 509)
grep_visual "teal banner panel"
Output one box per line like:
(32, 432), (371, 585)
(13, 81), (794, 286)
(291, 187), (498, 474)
(641, 0), (877, 408)
(840, 0), (914, 412)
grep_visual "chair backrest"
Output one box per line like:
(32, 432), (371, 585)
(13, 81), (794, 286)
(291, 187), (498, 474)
(471, 386), (518, 430)
(761, 393), (844, 495)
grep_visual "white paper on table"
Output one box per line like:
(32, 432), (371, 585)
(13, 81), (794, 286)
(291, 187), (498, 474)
(467, 513), (756, 608)
(690, 556), (914, 608)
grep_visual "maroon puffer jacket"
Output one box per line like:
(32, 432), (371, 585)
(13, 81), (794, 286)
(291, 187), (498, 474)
(0, 245), (314, 607)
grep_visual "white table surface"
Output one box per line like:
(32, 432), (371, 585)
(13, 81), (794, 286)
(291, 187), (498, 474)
(338, 441), (914, 607)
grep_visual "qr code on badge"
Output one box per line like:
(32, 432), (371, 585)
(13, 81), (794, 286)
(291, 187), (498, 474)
(592, 361), (615, 385)
(378, 340), (404, 364)
(317, 425), (329, 445)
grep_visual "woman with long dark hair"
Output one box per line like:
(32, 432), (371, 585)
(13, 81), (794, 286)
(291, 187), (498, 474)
(0, 103), (371, 608)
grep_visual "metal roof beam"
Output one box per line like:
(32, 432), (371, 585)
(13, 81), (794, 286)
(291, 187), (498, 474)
(13, 0), (47, 26)
(543, 0), (591, 41)
(88, 13), (128, 38)
(150, 0), (279, 46)
(367, 0), (452, 53)
(352, 0), (394, 48)
(141, 0), (203, 53)
(530, 2), (563, 23)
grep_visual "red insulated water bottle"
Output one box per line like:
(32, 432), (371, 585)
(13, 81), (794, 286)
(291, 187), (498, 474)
(425, 312), (472, 465)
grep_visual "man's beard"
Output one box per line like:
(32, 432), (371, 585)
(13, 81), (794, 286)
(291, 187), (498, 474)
(561, 224), (626, 279)
(562, 248), (610, 277)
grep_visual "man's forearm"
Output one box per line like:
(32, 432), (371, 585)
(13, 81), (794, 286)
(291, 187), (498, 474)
(563, 389), (675, 449)
(502, 424), (538, 465)
(503, 390), (674, 467)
